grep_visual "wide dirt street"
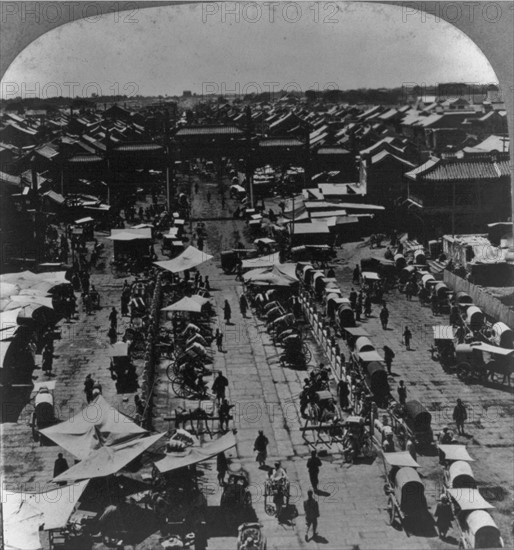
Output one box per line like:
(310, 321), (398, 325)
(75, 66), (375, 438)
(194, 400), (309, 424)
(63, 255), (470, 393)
(2, 171), (512, 550)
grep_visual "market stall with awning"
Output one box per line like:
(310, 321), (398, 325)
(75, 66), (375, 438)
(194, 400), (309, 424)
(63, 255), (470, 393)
(154, 432), (236, 473)
(154, 246), (213, 273)
(107, 228), (152, 260)
(53, 433), (164, 483)
(40, 395), (148, 460)
(161, 296), (204, 314)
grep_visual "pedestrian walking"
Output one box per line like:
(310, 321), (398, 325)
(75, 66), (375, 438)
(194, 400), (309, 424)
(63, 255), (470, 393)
(109, 307), (118, 331)
(307, 450), (322, 492)
(212, 371), (229, 405)
(207, 191), (211, 203)
(434, 495), (453, 539)
(197, 236), (204, 251)
(217, 451), (228, 486)
(218, 398), (234, 432)
(42, 346), (54, 376)
(453, 398), (467, 435)
(379, 305), (389, 329)
(303, 490), (320, 541)
(204, 276), (210, 291)
(403, 326), (412, 350)
(53, 453), (69, 481)
(239, 294), (248, 318)
(398, 380), (407, 406)
(215, 329), (224, 352)
(383, 345), (395, 374)
(223, 300), (232, 324)
(84, 374), (94, 403)
(405, 281), (413, 301)
(108, 326), (117, 344)
(254, 430), (269, 467)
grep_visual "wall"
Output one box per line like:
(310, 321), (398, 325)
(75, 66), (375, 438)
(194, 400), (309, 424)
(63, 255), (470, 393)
(443, 269), (514, 327)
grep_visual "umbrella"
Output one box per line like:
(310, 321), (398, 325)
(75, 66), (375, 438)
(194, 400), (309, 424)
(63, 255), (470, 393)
(161, 297), (203, 313)
(8, 295), (54, 309)
(154, 246), (213, 273)
(53, 433), (165, 483)
(40, 395), (148, 460)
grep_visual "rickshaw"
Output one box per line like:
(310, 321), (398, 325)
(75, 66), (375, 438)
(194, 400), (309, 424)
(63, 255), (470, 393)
(431, 325), (457, 368)
(296, 262), (313, 281)
(382, 452), (427, 534)
(342, 415), (373, 462)
(446, 490), (504, 549)
(221, 470), (252, 508)
(230, 184), (247, 201)
(491, 322), (513, 349)
(264, 470), (291, 516)
(315, 276), (337, 298)
(271, 313), (297, 340)
(280, 334), (308, 368)
(237, 523), (267, 550)
(31, 386), (57, 439)
(336, 305), (356, 331)
(281, 332), (311, 361)
(419, 273), (437, 301)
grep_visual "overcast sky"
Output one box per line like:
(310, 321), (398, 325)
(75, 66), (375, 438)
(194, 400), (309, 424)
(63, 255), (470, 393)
(1, 2), (498, 99)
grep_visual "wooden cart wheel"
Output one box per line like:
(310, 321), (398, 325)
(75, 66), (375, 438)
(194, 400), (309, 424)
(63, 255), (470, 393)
(166, 363), (176, 382)
(171, 377), (192, 399)
(387, 497), (396, 526)
(265, 504), (275, 516)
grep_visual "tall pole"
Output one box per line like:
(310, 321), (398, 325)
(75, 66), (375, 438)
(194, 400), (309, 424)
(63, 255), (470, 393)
(245, 105), (254, 209)
(451, 180), (456, 237)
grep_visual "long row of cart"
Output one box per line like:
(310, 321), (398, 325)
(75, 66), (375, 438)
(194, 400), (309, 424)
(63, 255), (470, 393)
(294, 252), (507, 548)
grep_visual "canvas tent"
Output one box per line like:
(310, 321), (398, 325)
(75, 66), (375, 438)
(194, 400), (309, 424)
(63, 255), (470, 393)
(241, 252), (281, 270)
(161, 296), (203, 313)
(53, 433), (164, 483)
(154, 246), (213, 273)
(155, 432), (236, 473)
(3, 481), (89, 550)
(39, 395), (147, 460)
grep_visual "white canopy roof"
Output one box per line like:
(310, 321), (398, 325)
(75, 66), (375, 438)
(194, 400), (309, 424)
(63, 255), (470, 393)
(438, 444), (474, 462)
(53, 433), (164, 483)
(155, 246), (213, 273)
(155, 432), (236, 473)
(241, 252), (281, 270)
(161, 296), (203, 313)
(3, 481), (89, 535)
(448, 489), (494, 511)
(40, 395), (147, 460)
(3, 498), (44, 550)
(383, 451), (421, 468)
